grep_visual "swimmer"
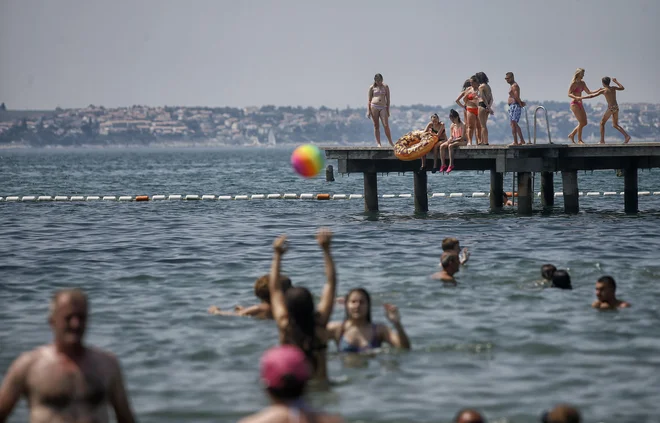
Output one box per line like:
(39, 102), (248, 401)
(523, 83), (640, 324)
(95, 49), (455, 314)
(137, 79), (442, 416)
(0, 288), (137, 423)
(551, 269), (572, 290)
(326, 288), (410, 353)
(442, 237), (470, 265)
(454, 408), (486, 423)
(592, 275), (630, 309)
(208, 274), (292, 319)
(541, 404), (581, 423)
(431, 253), (460, 284)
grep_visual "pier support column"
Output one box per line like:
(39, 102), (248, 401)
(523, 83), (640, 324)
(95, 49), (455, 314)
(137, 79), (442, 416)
(413, 170), (428, 213)
(624, 167), (638, 214)
(490, 170), (503, 210)
(364, 172), (379, 212)
(562, 170), (579, 214)
(541, 171), (554, 207)
(517, 172), (533, 215)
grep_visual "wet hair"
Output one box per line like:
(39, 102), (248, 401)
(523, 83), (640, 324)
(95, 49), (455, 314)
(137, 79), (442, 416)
(454, 408), (486, 423)
(462, 79), (471, 91)
(266, 376), (305, 401)
(283, 287), (320, 370)
(541, 264), (557, 281)
(602, 76), (611, 86)
(449, 109), (462, 124)
(571, 68), (585, 84)
(343, 288), (372, 323)
(441, 253), (459, 269)
(254, 274), (292, 304)
(597, 275), (616, 291)
(551, 270), (572, 290)
(442, 237), (460, 252)
(475, 72), (489, 84)
(542, 404), (581, 423)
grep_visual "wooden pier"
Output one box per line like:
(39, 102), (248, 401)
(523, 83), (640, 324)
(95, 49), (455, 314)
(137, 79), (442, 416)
(322, 143), (660, 215)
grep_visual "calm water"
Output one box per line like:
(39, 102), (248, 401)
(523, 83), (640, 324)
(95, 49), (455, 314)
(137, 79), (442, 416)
(1, 147), (660, 423)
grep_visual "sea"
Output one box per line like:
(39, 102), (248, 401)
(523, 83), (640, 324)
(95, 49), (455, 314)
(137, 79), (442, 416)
(1, 146), (660, 423)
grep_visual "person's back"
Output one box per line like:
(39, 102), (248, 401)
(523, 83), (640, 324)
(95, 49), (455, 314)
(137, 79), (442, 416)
(601, 85), (617, 105)
(240, 405), (344, 423)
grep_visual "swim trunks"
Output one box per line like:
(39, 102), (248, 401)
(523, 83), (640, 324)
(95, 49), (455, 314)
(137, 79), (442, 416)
(508, 103), (522, 122)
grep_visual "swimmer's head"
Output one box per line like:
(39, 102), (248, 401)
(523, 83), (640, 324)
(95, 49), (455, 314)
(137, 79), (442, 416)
(475, 72), (489, 85)
(441, 253), (460, 274)
(49, 288), (88, 347)
(254, 274), (292, 304)
(541, 264), (557, 281)
(260, 345), (311, 401)
(541, 404), (581, 423)
(442, 237), (461, 253)
(449, 109), (461, 124)
(551, 270), (572, 290)
(374, 73), (383, 84)
(602, 76), (611, 87)
(596, 275), (616, 302)
(344, 288), (371, 323)
(454, 408), (486, 423)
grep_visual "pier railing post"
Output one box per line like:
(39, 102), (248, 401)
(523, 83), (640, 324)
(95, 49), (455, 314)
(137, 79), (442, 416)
(541, 171), (554, 207)
(562, 170), (579, 214)
(364, 172), (379, 212)
(624, 166), (638, 214)
(414, 170), (428, 213)
(490, 170), (503, 210)
(517, 172), (533, 215)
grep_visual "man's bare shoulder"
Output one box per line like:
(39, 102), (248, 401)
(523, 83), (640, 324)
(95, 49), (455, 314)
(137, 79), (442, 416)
(237, 407), (287, 423)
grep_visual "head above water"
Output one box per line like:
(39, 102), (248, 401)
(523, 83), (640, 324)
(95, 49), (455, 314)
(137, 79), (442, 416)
(254, 274), (292, 304)
(441, 252), (460, 274)
(260, 345), (311, 402)
(596, 275), (616, 302)
(551, 269), (572, 290)
(541, 264), (557, 281)
(602, 76), (611, 86)
(454, 408), (486, 423)
(541, 404), (581, 423)
(344, 288), (372, 323)
(49, 288), (89, 349)
(442, 237), (460, 253)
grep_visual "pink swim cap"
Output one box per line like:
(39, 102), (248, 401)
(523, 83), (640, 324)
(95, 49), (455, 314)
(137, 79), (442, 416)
(260, 345), (311, 389)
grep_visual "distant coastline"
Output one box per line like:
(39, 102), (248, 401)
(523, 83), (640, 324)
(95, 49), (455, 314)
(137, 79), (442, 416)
(1, 102), (658, 148)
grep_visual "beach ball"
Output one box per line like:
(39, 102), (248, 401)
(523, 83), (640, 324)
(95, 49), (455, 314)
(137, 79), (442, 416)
(291, 144), (325, 178)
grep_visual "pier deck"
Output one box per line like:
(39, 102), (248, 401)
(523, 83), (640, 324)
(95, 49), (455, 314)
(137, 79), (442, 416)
(322, 143), (660, 214)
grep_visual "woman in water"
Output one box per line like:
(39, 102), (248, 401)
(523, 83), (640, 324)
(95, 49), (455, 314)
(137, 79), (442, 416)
(420, 113), (447, 172)
(327, 288), (410, 354)
(367, 73), (394, 147)
(268, 228), (338, 383)
(476, 71), (494, 145)
(438, 109), (467, 173)
(456, 76), (481, 145)
(568, 68), (595, 144)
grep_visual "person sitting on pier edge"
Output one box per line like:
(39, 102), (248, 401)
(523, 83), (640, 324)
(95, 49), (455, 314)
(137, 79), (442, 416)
(438, 109), (467, 174)
(431, 252), (460, 284)
(327, 288), (411, 354)
(268, 228), (337, 383)
(237, 345), (345, 423)
(551, 269), (572, 290)
(442, 237), (470, 265)
(592, 275), (630, 309)
(420, 113), (447, 173)
(208, 274), (292, 319)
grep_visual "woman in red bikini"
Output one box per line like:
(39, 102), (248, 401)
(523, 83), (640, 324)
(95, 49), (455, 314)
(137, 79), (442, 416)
(455, 75), (481, 145)
(568, 68), (595, 144)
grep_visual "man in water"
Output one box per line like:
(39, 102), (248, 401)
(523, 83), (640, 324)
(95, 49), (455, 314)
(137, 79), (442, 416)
(442, 237), (470, 265)
(0, 288), (137, 423)
(541, 404), (581, 423)
(592, 276), (630, 309)
(583, 76), (631, 144)
(431, 253), (460, 284)
(505, 72), (527, 146)
(454, 408), (486, 423)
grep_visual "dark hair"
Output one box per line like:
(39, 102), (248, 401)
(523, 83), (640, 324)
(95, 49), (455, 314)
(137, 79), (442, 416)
(449, 109), (462, 124)
(602, 76), (611, 86)
(442, 237), (459, 252)
(597, 275), (616, 291)
(441, 253), (459, 269)
(541, 264), (557, 281)
(462, 79), (471, 90)
(470, 75), (478, 84)
(266, 375), (305, 401)
(454, 408), (486, 423)
(373, 73), (383, 88)
(551, 270), (572, 290)
(476, 72), (489, 84)
(254, 274), (292, 304)
(343, 288), (372, 323)
(431, 113), (439, 120)
(284, 287), (320, 370)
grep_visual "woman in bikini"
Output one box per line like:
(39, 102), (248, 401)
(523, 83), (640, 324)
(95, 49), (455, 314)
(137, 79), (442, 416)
(268, 228), (338, 384)
(420, 113), (447, 172)
(327, 288), (410, 354)
(476, 71), (494, 145)
(455, 75), (481, 145)
(568, 68), (595, 144)
(367, 73), (394, 147)
(438, 109), (468, 174)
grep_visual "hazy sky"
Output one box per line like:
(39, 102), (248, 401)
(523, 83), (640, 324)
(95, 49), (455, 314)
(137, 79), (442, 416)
(1, 0), (658, 110)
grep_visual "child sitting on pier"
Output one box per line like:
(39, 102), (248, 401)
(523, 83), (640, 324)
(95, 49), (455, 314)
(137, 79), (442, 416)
(581, 77), (631, 144)
(438, 109), (467, 174)
(420, 113), (447, 172)
(208, 274), (292, 319)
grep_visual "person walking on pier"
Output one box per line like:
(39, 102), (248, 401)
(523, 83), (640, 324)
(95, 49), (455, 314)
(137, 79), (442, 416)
(567, 68), (596, 144)
(367, 73), (394, 147)
(505, 72), (527, 145)
(582, 77), (631, 144)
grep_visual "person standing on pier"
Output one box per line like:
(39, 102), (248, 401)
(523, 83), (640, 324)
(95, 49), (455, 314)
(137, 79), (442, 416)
(581, 77), (631, 144)
(505, 72), (527, 146)
(476, 72), (494, 145)
(455, 76), (481, 145)
(367, 73), (394, 147)
(567, 68), (596, 144)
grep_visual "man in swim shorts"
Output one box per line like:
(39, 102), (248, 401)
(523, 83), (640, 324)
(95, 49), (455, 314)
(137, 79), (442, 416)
(0, 288), (137, 423)
(592, 275), (630, 309)
(505, 72), (527, 146)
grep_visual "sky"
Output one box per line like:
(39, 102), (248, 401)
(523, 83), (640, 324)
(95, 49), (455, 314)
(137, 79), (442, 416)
(1, 0), (658, 110)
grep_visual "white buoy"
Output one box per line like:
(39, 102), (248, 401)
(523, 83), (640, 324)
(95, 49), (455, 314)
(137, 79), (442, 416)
(382, 194), (395, 198)
(118, 196), (133, 201)
(21, 196), (37, 201)
(103, 196), (116, 201)
(218, 195), (232, 200)
(472, 192), (486, 198)
(578, 192), (584, 196)
(6, 196), (19, 201)
(267, 194), (281, 199)
(283, 193), (298, 199)
(299, 194), (314, 200)
(202, 195), (216, 200)
(398, 194), (412, 198)
(603, 192), (617, 196)
(332, 194), (347, 200)
(449, 193), (463, 198)
(349, 194), (363, 199)
(86, 196), (100, 201)
(431, 193), (446, 198)
(54, 196), (69, 201)
(152, 195), (166, 200)
(251, 194), (265, 200)
(70, 196), (85, 201)
(37, 196), (53, 201)
(185, 195), (200, 200)
(554, 193), (564, 197)
(653, 192), (660, 196)
(586, 192), (600, 196)
(168, 195), (182, 200)
(639, 191), (651, 196)
(234, 195), (249, 200)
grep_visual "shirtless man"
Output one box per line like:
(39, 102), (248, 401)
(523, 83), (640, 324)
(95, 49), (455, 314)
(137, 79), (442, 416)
(583, 77), (631, 144)
(431, 253), (460, 284)
(0, 288), (136, 423)
(505, 72), (528, 146)
(592, 276), (630, 309)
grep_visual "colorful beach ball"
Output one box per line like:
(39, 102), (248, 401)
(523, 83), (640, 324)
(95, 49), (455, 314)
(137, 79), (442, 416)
(291, 144), (325, 178)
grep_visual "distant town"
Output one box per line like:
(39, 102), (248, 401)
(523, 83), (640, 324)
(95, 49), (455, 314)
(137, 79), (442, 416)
(0, 101), (658, 147)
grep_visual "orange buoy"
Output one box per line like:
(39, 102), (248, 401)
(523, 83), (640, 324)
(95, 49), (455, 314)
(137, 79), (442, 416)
(316, 193), (330, 200)
(136, 195), (149, 201)
(504, 192), (519, 198)
(393, 130), (440, 161)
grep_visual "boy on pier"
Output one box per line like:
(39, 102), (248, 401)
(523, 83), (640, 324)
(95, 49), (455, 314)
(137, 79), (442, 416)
(583, 77), (631, 144)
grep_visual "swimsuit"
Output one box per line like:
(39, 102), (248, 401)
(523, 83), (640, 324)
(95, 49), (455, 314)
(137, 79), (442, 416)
(478, 101), (487, 108)
(508, 103), (522, 122)
(609, 104), (619, 113)
(371, 86), (387, 110)
(466, 107), (479, 116)
(338, 323), (382, 353)
(570, 85), (584, 109)
(451, 125), (463, 139)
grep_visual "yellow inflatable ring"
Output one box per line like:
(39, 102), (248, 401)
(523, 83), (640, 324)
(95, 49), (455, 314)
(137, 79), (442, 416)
(393, 130), (439, 161)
